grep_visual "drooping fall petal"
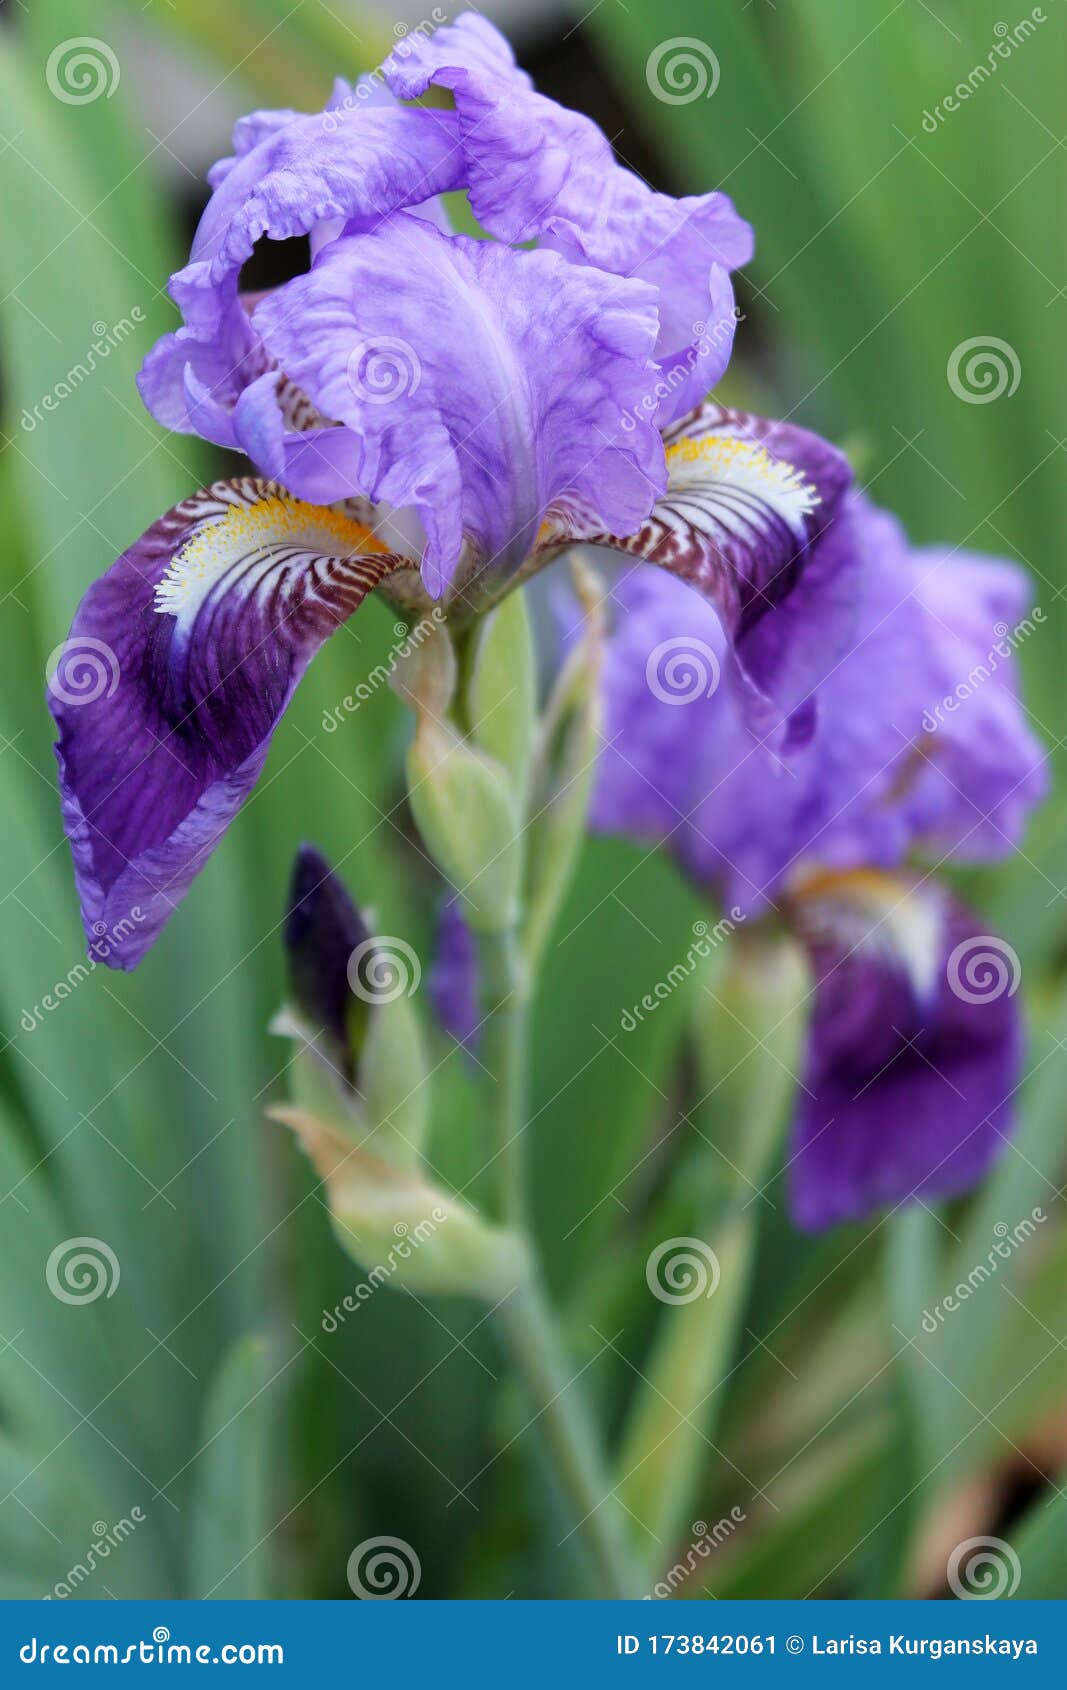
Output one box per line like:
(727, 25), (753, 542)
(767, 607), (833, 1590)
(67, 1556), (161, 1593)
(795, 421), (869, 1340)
(787, 870), (1022, 1231)
(49, 480), (409, 968)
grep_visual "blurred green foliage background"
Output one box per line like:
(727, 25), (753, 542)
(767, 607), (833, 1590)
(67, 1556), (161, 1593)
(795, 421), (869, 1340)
(0, 0), (1064, 1600)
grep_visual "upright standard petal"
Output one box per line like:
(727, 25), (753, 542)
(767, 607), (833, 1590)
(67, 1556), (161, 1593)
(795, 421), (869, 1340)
(787, 870), (1022, 1231)
(383, 13), (753, 419)
(138, 102), (464, 442)
(49, 481), (410, 969)
(255, 215), (665, 597)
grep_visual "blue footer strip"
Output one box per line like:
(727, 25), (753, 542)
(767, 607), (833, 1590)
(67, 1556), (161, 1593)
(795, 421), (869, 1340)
(1, 1599), (1064, 1681)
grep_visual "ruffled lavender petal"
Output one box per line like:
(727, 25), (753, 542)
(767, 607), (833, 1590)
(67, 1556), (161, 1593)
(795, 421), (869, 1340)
(138, 103), (464, 441)
(591, 494), (1046, 913)
(382, 12), (753, 418)
(788, 873), (1022, 1231)
(898, 547), (1049, 856)
(255, 214), (665, 597)
(48, 481), (407, 969)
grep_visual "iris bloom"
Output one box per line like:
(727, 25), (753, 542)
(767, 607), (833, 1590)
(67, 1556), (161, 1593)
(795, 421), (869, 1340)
(588, 496), (1047, 1228)
(47, 13), (850, 970)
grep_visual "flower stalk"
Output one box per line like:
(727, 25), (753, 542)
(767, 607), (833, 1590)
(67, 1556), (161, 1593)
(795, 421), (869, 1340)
(410, 587), (639, 1596)
(615, 931), (809, 1577)
(477, 909), (638, 1597)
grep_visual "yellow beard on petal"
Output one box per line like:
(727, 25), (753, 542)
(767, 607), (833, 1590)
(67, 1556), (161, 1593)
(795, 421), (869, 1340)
(154, 494), (390, 618)
(665, 434), (821, 526)
(790, 865), (944, 1005)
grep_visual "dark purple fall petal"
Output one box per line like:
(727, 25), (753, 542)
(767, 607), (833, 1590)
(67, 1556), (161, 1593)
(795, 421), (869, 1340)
(552, 403), (852, 648)
(48, 480), (407, 969)
(788, 872), (1022, 1231)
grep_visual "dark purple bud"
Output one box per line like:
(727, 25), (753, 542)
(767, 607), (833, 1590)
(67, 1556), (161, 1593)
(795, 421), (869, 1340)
(285, 845), (370, 1081)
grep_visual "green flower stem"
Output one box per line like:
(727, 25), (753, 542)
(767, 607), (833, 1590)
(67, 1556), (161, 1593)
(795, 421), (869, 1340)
(478, 925), (529, 1232)
(615, 1208), (757, 1569)
(478, 923), (639, 1598)
(615, 932), (809, 1578)
(495, 1279), (639, 1598)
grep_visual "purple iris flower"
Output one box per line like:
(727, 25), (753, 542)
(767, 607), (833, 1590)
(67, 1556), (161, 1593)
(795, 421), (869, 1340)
(589, 494), (1048, 1229)
(47, 12), (850, 970)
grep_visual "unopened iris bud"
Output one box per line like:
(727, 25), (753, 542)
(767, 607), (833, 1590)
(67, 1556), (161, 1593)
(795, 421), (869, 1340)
(269, 1106), (527, 1301)
(388, 613), (456, 719)
(406, 719), (522, 935)
(275, 845), (429, 1165)
(469, 591), (537, 799)
(284, 843), (371, 1083)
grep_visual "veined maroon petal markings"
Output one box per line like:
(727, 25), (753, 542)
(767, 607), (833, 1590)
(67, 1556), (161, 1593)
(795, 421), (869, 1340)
(548, 402), (852, 642)
(49, 478), (411, 970)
